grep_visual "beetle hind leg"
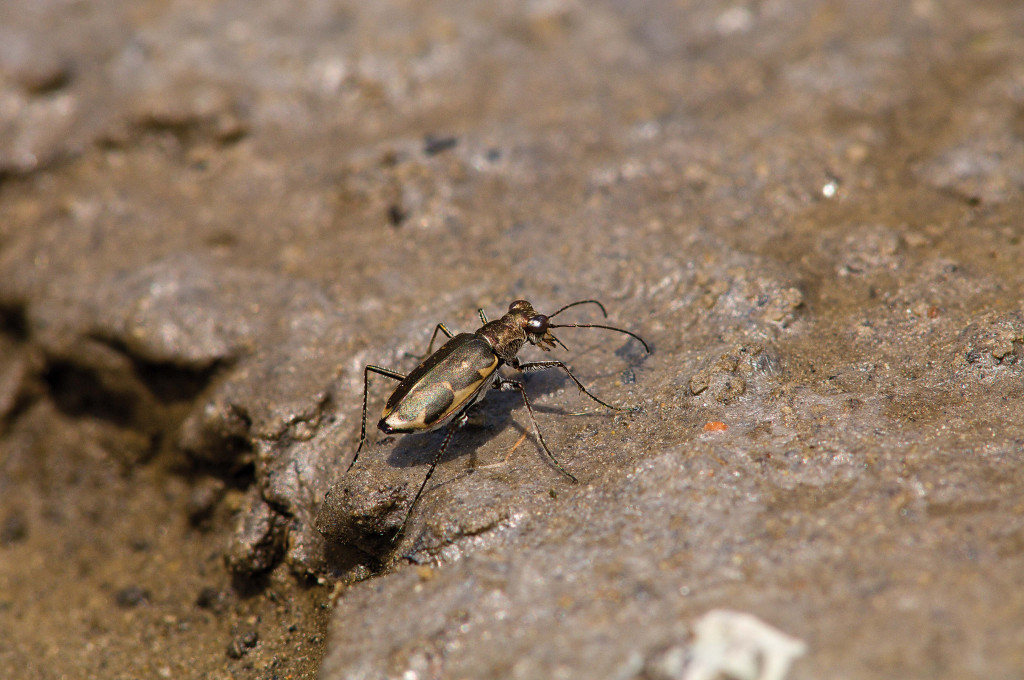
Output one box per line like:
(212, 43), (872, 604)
(395, 414), (466, 537)
(350, 365), (406, 471)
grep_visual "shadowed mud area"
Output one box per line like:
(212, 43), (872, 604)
(2, 1), (1023, 678)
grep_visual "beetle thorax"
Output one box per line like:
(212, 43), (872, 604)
(477, 299), (554, 363)
(477, 315), (528, 363)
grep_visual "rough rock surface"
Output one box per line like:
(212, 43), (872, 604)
(2, 1), (1023, 678)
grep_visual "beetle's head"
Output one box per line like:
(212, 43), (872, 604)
(508, 299), (561, 351)
(501, 298), (651, 359)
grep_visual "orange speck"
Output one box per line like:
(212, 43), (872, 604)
(927, 306), (940, 318)
(704, 421), (728, 432)
(508, 431), (529, 455)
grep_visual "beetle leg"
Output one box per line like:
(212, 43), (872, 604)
(478, 308), (489, 324)
(496, 378), (578, 483)
(396, 414), (466, 537)
(350, 365), (406, 471)
(408, 322), (456, 359)
(510, 359), (622, 411)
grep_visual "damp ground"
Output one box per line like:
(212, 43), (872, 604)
(1, 1), (1023, 678)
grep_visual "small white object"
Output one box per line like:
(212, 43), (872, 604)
(715, 7), (755, 35)
(684, 609), (807, 680)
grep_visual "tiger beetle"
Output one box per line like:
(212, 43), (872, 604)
(349, 299), (650, 536)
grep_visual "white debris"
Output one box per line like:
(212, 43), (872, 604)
(683, 609), (807, 680)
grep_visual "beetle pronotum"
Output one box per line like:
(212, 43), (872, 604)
(350, 299), (650, 535)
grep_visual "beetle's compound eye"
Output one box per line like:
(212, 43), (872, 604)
(509, 300), (531, 313)
(526, 314), (549, 335)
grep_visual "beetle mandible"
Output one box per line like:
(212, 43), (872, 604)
(350, 299), (650, 534)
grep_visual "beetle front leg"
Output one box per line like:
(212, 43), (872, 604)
(496, 378), (578, 483)
(509, 358), (621, 411)
(350, 365), (406, 471)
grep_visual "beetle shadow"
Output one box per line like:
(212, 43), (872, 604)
(383, 368), (603, 471)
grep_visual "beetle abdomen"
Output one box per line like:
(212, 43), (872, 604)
(379, 333), (499, 433)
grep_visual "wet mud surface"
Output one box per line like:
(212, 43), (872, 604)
(2, 1), (1023, 678)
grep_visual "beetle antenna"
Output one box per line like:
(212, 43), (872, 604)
(548, 322), (651, 353)
(549, 299), (608, 319)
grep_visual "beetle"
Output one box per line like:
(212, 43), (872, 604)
(349, 299), (650, 534)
